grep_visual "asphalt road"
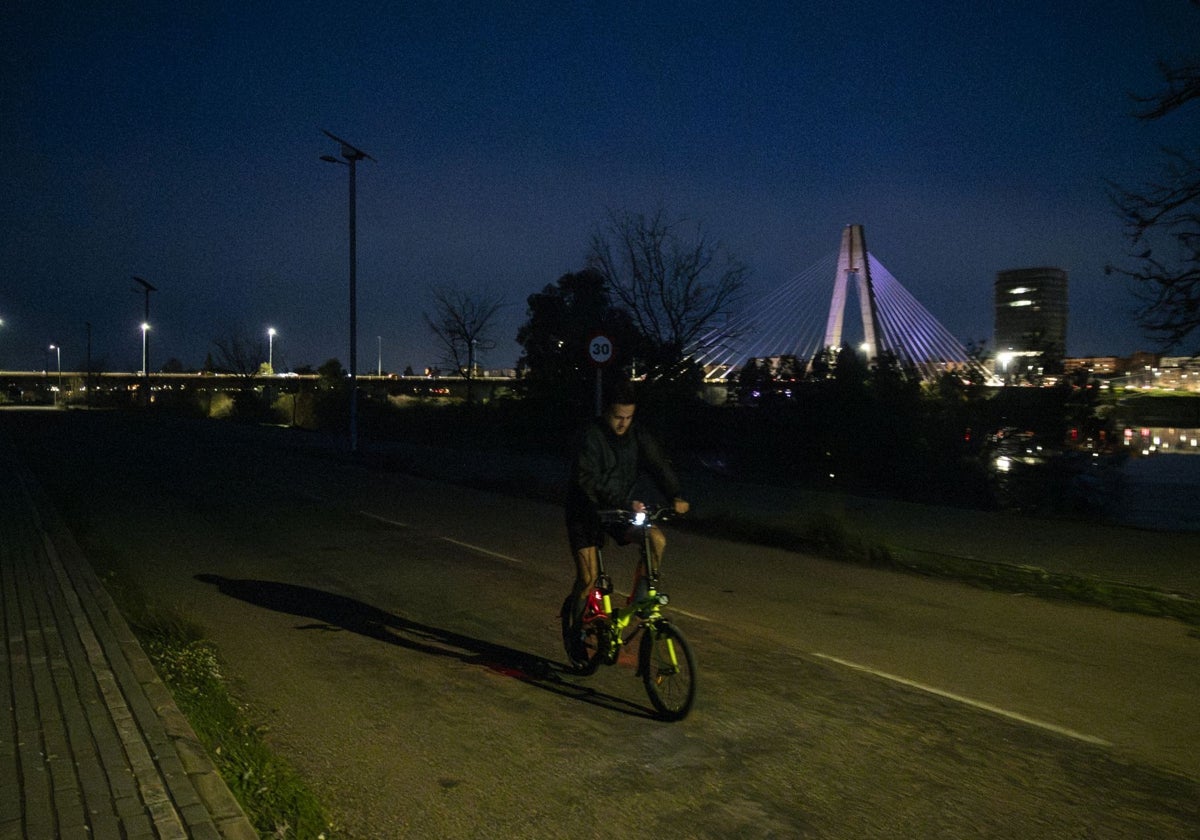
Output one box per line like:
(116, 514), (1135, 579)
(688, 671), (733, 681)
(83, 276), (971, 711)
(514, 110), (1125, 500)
(5, 410), (1198, 839)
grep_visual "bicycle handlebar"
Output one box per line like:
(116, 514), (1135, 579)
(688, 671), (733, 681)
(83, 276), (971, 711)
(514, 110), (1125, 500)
(596, 507), (674, 526)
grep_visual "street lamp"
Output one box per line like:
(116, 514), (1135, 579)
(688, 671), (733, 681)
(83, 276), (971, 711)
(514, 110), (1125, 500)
(322, 129), (375, 454)
(268, 327), (277, 373)
(140, 323), (150, 376)
(49, 343), (61, 405)
(132, 276), (156, 374)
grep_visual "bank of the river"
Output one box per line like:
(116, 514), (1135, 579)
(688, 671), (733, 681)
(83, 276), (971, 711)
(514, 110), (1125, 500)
(356, 435), (1200, 625)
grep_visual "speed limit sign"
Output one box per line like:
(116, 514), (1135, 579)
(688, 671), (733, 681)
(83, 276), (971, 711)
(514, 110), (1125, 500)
(587, 334), (614, 366)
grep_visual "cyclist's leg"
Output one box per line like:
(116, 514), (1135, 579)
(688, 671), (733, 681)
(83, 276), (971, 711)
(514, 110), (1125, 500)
(565, 511), (601, 620)
(630, 528), (666, 600)
(569, 545), (599, 624)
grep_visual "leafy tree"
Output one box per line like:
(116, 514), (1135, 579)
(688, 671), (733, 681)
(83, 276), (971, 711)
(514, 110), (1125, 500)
(316, 358), (346, 384)
(516, 268), (640, 405)
(808, 347), (836, 380)
(962, 339), (991, 387)
(1108, 6), (1200, 352)
(308, 358), (349, 430)
(587, 208), (748, 380)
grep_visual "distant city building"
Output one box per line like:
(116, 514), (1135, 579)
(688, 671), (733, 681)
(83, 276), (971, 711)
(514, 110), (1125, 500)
(1126, 350), (1162, 372)
(1120, 355), (1200, 392)
(1063, 356), (1122, 376)
(994, 267), (1068, 375)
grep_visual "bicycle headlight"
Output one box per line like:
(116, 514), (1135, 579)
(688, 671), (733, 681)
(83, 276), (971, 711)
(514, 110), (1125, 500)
(632, 510), (647, 526)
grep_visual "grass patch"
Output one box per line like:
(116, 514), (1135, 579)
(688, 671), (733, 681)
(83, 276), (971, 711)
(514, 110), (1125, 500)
(101, 571), (340, 839)
(872, 546), (1200, 625)
(682, 511), (1200, 627)
(377, 452), (1200, 628)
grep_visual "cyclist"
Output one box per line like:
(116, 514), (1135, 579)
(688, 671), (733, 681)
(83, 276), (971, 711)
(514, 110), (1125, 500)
(563, 381), (689, 661)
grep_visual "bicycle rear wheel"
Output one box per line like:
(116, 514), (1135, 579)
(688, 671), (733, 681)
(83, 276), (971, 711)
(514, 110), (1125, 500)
(560, 594), (603, 676)
(638, 621), (696, 720)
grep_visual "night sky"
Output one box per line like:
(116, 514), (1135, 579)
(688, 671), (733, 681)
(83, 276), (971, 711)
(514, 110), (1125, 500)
(3, 1), (1197, 375)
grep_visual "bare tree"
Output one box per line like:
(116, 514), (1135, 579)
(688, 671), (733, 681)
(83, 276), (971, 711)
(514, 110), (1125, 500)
(211, 330), (265, 378)
(424, 287), (506, 399)
(587, 208), (747, 379)
(1108, 6), (1200, 352)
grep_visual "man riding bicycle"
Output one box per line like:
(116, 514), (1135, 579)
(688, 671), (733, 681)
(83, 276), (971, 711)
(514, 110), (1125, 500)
(563, 381), (689, 660)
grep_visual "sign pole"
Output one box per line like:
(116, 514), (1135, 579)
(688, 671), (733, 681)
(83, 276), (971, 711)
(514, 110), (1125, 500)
(587, 332), (614, 416)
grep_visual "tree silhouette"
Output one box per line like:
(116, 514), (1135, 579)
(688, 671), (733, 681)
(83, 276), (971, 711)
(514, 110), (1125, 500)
(516, 269), (640, 405)
(424, 287), (505, 401)
(587, 208), (747, 380)
(1108, 7), (1200, 352)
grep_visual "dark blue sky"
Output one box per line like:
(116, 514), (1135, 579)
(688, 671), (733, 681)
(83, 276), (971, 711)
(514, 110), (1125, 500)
(2, 1), (1197, 374)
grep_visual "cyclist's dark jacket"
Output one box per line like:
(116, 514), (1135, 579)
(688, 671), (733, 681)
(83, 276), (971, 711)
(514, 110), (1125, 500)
(566, 418), (682, 519)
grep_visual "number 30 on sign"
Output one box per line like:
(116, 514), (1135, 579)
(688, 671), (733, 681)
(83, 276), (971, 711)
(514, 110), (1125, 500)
(587, 334), (613, 366)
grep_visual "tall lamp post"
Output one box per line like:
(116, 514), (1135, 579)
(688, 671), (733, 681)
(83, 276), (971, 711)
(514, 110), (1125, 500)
(132, 276), (156, 370)
(268, 327), (277, 372)
(140, 323), (150, 375)
(49, 343), (61, 405)
(321, 129), (375, 454)
(85, 322), (92, 408)
(132, 276), (156, 407)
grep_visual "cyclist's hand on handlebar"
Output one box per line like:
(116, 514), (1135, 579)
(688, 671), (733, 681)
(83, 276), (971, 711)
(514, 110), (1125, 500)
(672, 498), (690, 516)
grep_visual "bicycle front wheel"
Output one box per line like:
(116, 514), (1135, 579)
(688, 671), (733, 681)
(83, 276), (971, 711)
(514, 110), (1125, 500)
(638, 621), (696, 720)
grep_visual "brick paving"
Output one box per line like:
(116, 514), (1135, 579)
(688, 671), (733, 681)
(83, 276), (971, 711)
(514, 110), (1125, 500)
(1, 440), (257, 840)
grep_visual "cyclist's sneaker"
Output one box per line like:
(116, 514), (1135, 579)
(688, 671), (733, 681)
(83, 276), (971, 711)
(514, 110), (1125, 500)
(563, 614), (588, 666)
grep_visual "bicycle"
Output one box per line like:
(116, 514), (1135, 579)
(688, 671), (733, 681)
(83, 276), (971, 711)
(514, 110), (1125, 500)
(559, 507), (697, 721)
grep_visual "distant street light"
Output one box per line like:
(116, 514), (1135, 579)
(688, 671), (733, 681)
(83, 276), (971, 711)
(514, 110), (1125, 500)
(140, 323), (150, 376)
(322, 129), (375, 454)
(377, 335), (382, 376)
(49, 343), (61, 405)
(268, 327), (277, 372)
(86, 322), (92, 408)
(132, 276), (156, 375)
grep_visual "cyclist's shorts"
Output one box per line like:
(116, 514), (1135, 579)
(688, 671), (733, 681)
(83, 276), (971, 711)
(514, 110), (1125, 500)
(566, 514), (636, 555)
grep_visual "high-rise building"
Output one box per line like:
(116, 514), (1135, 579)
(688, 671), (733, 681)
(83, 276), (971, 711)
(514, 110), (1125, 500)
(994, 267), (1068, 372)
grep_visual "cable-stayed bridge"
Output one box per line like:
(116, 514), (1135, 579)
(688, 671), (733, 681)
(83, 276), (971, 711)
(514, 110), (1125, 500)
(693, 225), (987, 382)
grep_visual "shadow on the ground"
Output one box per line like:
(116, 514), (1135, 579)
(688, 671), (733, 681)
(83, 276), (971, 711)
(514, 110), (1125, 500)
(195, 573), (654, 719)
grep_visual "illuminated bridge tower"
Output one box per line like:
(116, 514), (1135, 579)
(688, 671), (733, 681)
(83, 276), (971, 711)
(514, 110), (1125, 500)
(823, 224), (883, 362)
(688, 222), (990, 383)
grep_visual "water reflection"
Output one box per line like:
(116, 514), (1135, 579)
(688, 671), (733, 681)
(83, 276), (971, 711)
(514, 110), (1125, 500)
(985, 426), (1200, 530)
(1122, 426), (1200, 455)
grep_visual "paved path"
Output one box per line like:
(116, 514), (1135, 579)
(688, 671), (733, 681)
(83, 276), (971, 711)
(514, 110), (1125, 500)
(1, 436), (257, 839)
(2, 412), (1197, 838)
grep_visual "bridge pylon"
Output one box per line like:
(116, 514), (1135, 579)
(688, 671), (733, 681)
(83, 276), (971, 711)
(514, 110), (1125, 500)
(823, 224), (882, 363)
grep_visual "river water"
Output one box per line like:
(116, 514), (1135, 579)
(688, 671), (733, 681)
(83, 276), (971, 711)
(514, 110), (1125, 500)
(1110, 454), (1200, 532)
